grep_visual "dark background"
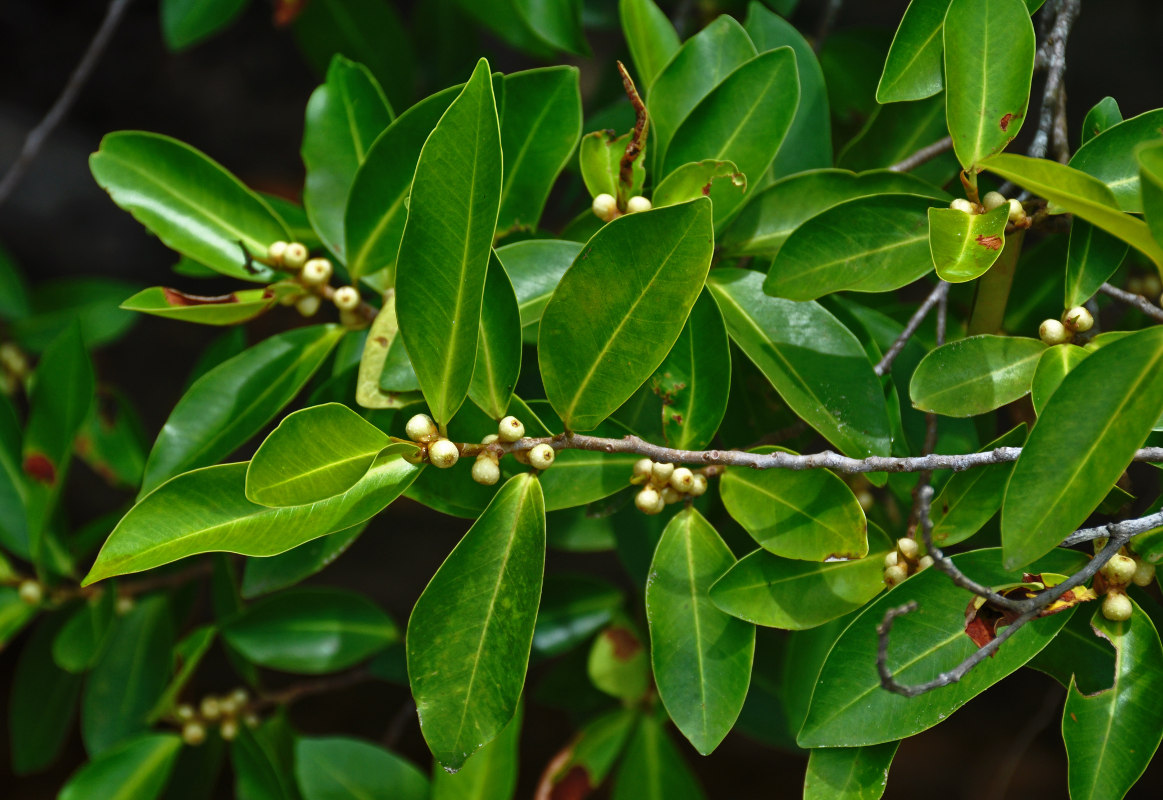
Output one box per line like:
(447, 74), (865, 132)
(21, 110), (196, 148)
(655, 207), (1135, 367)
(1, 0), (1163, 797)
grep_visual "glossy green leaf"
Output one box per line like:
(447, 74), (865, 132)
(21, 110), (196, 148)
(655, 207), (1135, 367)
(9, 612), (82, 774)
(928, 204), (1009, 282)
(469, 253), (522, 419)
(910, 335), (1044, 417)
(1139, 139), (1163, 248)
(798, 547), (1086, 747)
(652, 160), (746, 210)
(1064, 603), (1163, 800)
(1030, 344), (1089, 415)
(397, 59), (502, 427)
(241, 523), (365, 599)
(302, 55), (393, 261)
(588, 619), (650, 701)
(357, 293), (422, 409)
(82, 596), (175, 754)
(929, 425), (1026, 547)
(655, 289), (730, 450)
(407, 474), (545, 769)
(455, 0), (587, 57)
(231, 719), (297, 800)
(647, 508), (754, 754)
(664, 48), (799, 224)
(532, 573), (623, 658)
(539, 198), (713, 431)
(84, 447), (420, 585)
(148, 625), (217, 723)
(710, 528), (891, 630)
(1081, 96), (1122, 145)
(223, 587), (395, 674)
(1070, 109), (1163, 213)
(140, 324), (343, 497)
(876, 0), (949, 103)
(804, 742), (900, 800)
(1002, 328), (1163, 569)
(90, 132), (288, 282)
(611, 714), (706, 800)
(344, 85), (459, 284)
(60, 733), (182, 800)
(578, 128), (639, 204)
(246, 403), (389, 507)
(980, 153), (1163, 268)
(943, 0), (1035, 169)
(497, 67), (581, 235)
(53, 592), (115, 673)
(161, 0), (247, 50)
(620, 0), (680, 90)
(838, 93), (958, 187)
(295, 736), (428, 800)
(495, 239), (582, 328)
(1065, 220), (1128, 307)
(720, 446), (868, 560)
(430, 704), (521, 800)
(765, 194), (941, 300)
(709, 269), (891, 458)
(648, 15), (756, 167)
(120, 286), (282, 326)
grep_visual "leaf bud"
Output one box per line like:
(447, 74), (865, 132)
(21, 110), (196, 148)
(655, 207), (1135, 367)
(301, 258), (333, 286)
(17, 579), (42, 606)
(884, 564), (908, 586)
(626, 195), (652, 214)
(689, 474), (708, 497)
(471, 455), (501, 485)
(1038, 318), (1070, 345)
(333, 286), (361, 311)
(1007, 198), (1026, 223)
(982, 191), (1007, 211)
(295, 294), (321, 317)
(1101, 591), (1133, 622)
(950, 198), (974, 214)
(635, 487), (663, 515)
(283, 242), (309, 270)
(1132, 560), (1157, 587)
(1101, 553), (1137, 585)
(498, 416), (525, 442)
(669, 467), (694, 492)
(428, 438), (460, 469)
(405, 413), (439, 442)
(182, 722), (207, 746)
(896, 537), (919, 561)
(651, 462), (675, 484)
(267, 240), (289, 266)
(1062, 306), (1093, 332)
(592, 193), (617, 221)
(529, 443), (555, 470)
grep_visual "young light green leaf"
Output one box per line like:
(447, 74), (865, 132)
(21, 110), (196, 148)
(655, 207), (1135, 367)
(140, 324), (343, 497)
(120, 286), (281, 326)
(497, 67), (581, 235)
(1070, 108), (1163, 213)
(652, 160), (746, 210)
(764, 194), (941, 300)
(620, 0), (680, 90)
(928, 204), (1009, 282)
(539, 198), (713, 431)
(655, 289), (730, 450)
(876, 0), (950, 103)
(1030, 344), (1089, 415)
(979, 153), (1163, 268)
(943, 0), (1035, 169)
(9, 613), (83, 774)
(1081, 96), (1122, 145)
(295, 737), (429, 800)
(804, 742), (900, 800)
(396, 59), (502, 427)
(1002, 328), (1163, 569)
(929, 425), (1026, 547)
(579, 129), (638, 203)
(1063, 603), (1163, 800)
(495, 240), (583, 328)
(909, 335), (1045, 417)
(160, 0), (248, 50)
(798, 548), (1086, 747)
(647, 508), (754, 754)
(469, 253), (522, 419)
(709, 269), (891, 458)
(246, 403), (389, 507)
(430, 704), (521, 800)
(357, 292), (422, 409)
(60, 733), (182, 800)
(1065, 220), (1128, 307)
(90, 132), (289, 282)
(611, 714), (707, 800)
(302, 55), (393, 261)
(84, 447), (420, 585)
(241, 523), (364, 599)
(589, 619), (650, 701)
(407, 473), (545, 770)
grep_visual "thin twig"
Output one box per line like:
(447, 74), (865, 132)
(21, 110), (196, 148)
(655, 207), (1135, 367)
(1028, 0), (1081, 163)
(874, 282), (950, 377)
(888, 136), (953, 173)
(1099, 282), (1163, 323)
(252, 668), (373, 711)
(0, 0), (135, 205)
(814, 0), (844, 51)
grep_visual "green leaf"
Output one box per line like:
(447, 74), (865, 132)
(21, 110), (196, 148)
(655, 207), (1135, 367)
(929, 425), (1026, 547)
(532, 573), (623, 658)
(0, 241), (29, 321)
(648, 15), (756, 168)
(148, 625), (217, 723)
(82, 596), (175, 754)
(231, 718), (298, 800)
(495, 239), (583, 328)
(9, 612), (83, 774)
(710, 529), (891, 630)
(876, 0), (949, 103)
(909, 334), (1045, 417)
(1139, 139), (1163, 248)
(943, 0), (1035, 170)
(120, 286), (281, 326)
(979, 153), (1163, 269)
(60, 733), (182, 800)
(0, 586), (36, 647)
(90, 132), (288, 282)
(579, 129), (643, 204)
(302, 55), (393, 262)
(1002, 328), (1163, 569)
(84, 447), (419, 585)
(246, 403), (389, 507)
(396, 59), (502, 427)
(708, 269), (891, 458)
(764, 194), (942, 300)
(652, 160), (746, 210)
(1070, 108), (1163, 213)
(663, 48), (799, 224)
(804, 742), (899, 800)
(720, 446), (868, 560)
(344, 85), (459, 284)
(140, 324), (344, 497)
(538, 708), (636, 795)
(241, 523), (365, 599)
(430, 704), (521, 800)
(620, 0), (680, 90)
(1030, 344), (1089, 415)
(1065, 220), (1128, 307)
(655, 289), (730, 450)
(497, 67), (581, 235)
(53, 591), (116, 673)
(611, 714), (706, 800)
(1028, 603), (1114, 695)
(356, 292), (422, 409)
(1081, 96), (1122, 145)
(223, 587), (396, 674)
(797, 547), (1086, 747)
(588, 619), (650, 701)
(1063, 603), (1163, 800)
(818, 29), (892, 136)
(646, 508), (754, 754)
(407, 473), (545, 769)
(928, 204), (1009, 282)
(160, 0), (246, 50)
(539, 198), (714, 431)
(469, 253), (522, 419)
(838, 93), (958, 187)
(295, 737), (428, 800)
(455, 0), (588, 57)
